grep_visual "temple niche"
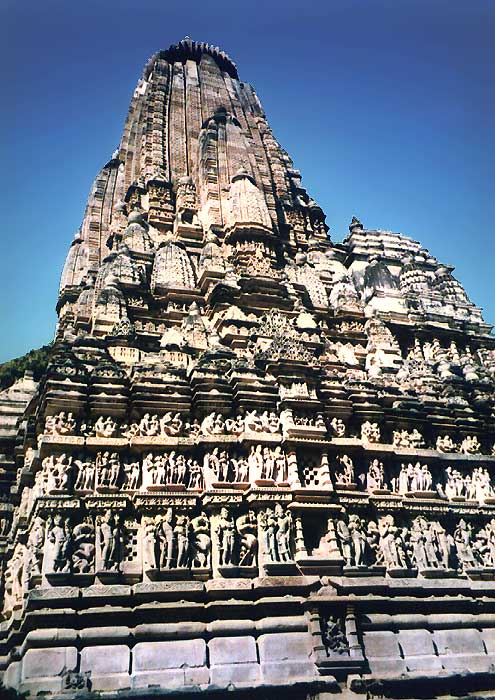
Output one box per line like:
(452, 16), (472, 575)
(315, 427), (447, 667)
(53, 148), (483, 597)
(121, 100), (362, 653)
(2, 36), (495, 700)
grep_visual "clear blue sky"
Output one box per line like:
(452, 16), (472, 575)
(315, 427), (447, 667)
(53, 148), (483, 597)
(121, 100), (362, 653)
(0, 0), (493, 363)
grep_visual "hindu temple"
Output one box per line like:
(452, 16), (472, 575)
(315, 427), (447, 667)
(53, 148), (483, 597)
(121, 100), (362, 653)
(1, 37), (495, 699)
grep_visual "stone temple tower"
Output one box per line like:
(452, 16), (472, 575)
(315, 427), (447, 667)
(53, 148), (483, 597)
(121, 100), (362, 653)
(1, 37), (495, 699)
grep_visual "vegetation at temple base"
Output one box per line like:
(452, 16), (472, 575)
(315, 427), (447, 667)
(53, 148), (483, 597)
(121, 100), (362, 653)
(0, 345), (52, 390)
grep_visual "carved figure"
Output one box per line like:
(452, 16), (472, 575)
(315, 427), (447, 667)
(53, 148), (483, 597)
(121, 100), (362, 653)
(94, 416), (118, 438)
(236, 510), (258, 566)
(190, 512), (211, 568)
(436, 435), (457, 453)
(274, 504), (292, 562)
(361, 421), (381, 444)
(335, 455), (354, 485)
(461, 435), (481, 455)
(322, 616), (350, 655)
(98, 510), (123, 571)
(453, 519), (477, 571)
(330, 417), (346, 437)
(187, 459), (204, 489)
(174, 514), (190, 568)
(123, 459), (140, 490)
(158, 509), (175, 569)
(71, 521), (95, 573)
(47, 514), (71, 573)
(366, 459), (386, 492)
(216, 507), (236, 566)
(393, 429), (425, 449)
(26, 517), (45, 578)
(378, 515), (409, 570)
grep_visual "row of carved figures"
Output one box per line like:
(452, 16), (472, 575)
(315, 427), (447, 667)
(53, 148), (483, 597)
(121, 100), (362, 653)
(31, 446), (289, 496)
(3, 504), (292, 615)
(6, 507), (495, 616)
(328, 514), (495, 575)
(19, 450), (495, 509)
(41, 412), (494, 455)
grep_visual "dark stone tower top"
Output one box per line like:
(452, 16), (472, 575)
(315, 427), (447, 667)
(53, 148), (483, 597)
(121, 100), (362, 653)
(158, 37), (239, 78)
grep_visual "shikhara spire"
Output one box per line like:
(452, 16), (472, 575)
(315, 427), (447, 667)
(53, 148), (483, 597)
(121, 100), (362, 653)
(1, 38), (495, 700)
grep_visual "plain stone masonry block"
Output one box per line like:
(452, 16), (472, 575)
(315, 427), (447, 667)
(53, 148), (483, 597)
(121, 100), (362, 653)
(81, 657), (132, 695)
(209, 636), (257, 665)
(481, 627), (495, 653)
(258, 632), (315, 682)
(133, 639), (207, 671)
(209, 664), (260, 686)
(22, 647), (78, 680)
(362, 631), (406, 675)
(433, 628), (485, 656)
(132, 639), (209, 690)
(80, 644), (130, 674)
(3, 661), (21, 690)
(397, 629), (442, 673)
(257, 632), (312, 662)
(132, 668), (210, 689)
(433, 628), (490, 673)
(208, 636), (260, 687)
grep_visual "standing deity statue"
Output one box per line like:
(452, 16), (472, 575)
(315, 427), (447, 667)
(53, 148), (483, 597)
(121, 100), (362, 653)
(248, 445), (264, 482)
(272, 446), (287, 483)
(216, 507), (236, 566)
(366, 459), (386, 492)
(275, 504), (292, 562)
(54, 453), (72, 490)
(123, 459), (140, 490)
(453, 519), (477, 571)
(3, 544), (26, 615)
(25, 517), (45, 578)
(74, 456), (96, 491)
(334, 455), (354, 485)
(216, 508), (235, 566)
(98, 510), (123, 572)
(203, 448), (220, 487)
(263, 447), (275, 481)
(95, 451), (111, 488)
(336, 518), (352, 566)
(158, 508), (175, 569)
(174, 514), (190, 568)
(347, 515), (368, 566)
(144, 516), (159, 570)
(187, 459), (203, 489)
(378, 515), (409, 570)
(47, 513), (71, 573)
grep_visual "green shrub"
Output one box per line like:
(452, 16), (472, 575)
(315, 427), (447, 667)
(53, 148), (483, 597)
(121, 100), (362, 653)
(0, 345), (52, 391)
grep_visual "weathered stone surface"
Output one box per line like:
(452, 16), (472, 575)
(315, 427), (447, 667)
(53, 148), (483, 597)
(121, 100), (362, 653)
(397, 629), (442, 672)
(80, 644), (130, 674)
(209, 636), (257, 665)
(133, 639), (207, 671)
(22, 646), (78, 679)
(258, 632), (312, 663)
